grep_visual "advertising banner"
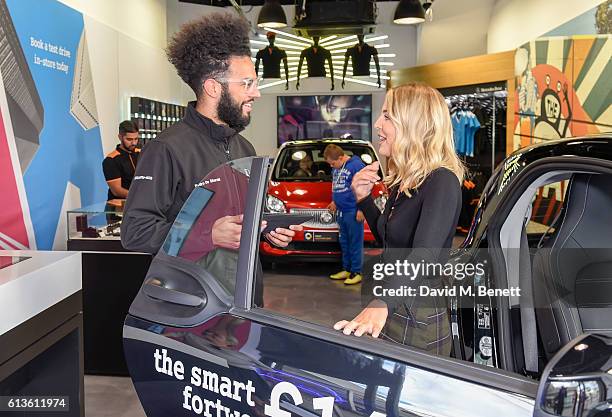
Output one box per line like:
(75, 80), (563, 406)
(0, 0), (105, 249)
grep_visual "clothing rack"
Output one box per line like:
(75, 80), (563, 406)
(446, 91), (507, 176)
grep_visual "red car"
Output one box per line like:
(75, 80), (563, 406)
(260, 139), (387, 261)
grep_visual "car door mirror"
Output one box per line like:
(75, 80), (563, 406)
(534, 333), (612, 417)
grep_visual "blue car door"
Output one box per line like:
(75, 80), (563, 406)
(123, 157), (538, 417)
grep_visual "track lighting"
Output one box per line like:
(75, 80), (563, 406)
(257, 0), (287, 28)
(393, 0), (425, 25)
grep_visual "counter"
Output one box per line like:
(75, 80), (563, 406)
(0, 250), (83, 417)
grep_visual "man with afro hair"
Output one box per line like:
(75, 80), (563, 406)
(121, 12), (298, 255)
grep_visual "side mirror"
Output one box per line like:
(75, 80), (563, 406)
(534, 333), (612, 417)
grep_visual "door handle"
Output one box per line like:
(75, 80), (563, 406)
(143, 281), (206, 307)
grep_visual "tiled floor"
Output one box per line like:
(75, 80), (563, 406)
(262, 262), (363, 327)
(84, 375), (146, 417)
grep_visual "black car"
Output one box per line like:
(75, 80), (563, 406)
(123, 136), (612, 417)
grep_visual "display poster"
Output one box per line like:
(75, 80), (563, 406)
(277, 95), (372, 146)
(0, 0), (105, 249)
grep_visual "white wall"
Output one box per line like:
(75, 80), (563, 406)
(58, 0), (193, 155)
(417, 0), (495, 65)
(166, 0), (417, 156)
(58, 0), (168, 49)
(487, 0), (605, 53)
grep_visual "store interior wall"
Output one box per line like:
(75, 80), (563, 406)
(416, 0), (495, 66)
(1, 0), (604, 252)
(58, 0), (168, 50)
(487, 0), (606, 53)
(58, 0), (193, 158)
(166, 1), (418, 157)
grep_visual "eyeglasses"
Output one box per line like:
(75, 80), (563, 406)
(215, 77), (262, 92)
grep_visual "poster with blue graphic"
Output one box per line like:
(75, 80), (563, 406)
(1, 0), (106, 249)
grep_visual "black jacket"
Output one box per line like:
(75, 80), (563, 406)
(121, 103), (256, 254)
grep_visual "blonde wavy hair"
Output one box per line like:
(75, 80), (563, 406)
(383, 82), (465, 195)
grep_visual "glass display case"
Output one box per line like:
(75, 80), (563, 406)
(67, 201), (124, 240)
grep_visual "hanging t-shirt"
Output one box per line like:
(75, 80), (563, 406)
(452, 111), (480, 157)
(452, 113), (465, 156)
(465, 114), (481, 157)
(345, 43), (378, 76)
(301, 46), (331, 77)
(256, 46), (287, 79)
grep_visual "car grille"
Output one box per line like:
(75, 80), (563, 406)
(285, 242), (341, 252)
(289, 208), (337, 229)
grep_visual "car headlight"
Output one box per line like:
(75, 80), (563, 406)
(321, 211), (334, 224)
(374, 195), (387, 213)
(266, 195), (286, 213)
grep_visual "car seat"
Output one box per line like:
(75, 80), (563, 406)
(532, 173), (612, 359)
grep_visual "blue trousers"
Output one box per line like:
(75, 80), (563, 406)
(337, 209), (364, 274)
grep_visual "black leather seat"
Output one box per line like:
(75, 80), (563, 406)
(532, 173), (612, 359)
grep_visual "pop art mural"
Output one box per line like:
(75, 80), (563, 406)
(513, 35), (611, 150)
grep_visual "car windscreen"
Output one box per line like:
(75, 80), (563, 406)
(272, 143), (377, 182)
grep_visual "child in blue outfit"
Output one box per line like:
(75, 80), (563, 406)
(324, 144), (366, 285)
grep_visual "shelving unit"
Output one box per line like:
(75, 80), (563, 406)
(129, 97), (186, 146)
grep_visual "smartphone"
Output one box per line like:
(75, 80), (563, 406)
(262, 213), (314, 233)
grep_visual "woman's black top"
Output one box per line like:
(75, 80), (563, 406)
(356, 167), (462, 354)
(358, 167), (461, 250)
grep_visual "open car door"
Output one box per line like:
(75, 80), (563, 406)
(123, 156), (562, 417)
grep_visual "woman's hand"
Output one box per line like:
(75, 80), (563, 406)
(352, 162), (381, 201)
(334, 299), (388, 338)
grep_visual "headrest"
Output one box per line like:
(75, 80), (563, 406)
(557, 173), (612, 249)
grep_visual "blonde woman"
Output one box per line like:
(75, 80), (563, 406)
(334, 82), (465, 356)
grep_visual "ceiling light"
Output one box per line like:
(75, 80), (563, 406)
(393, 0), (425, 25)
(364, 35), (389, 42)
(320, 35), (357, 47)
(263, 28), (312, 44)
(335, 75), (380, 88)
(320, 35), (337, 43)
(258, 77), (299, 90)
(257, 0), (287, 28)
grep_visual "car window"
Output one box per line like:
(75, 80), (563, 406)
(272, 143), (378, 181)
(257, 174), (457, 362)
(160, 157), (253, 296)
(526, 180), (568, 237)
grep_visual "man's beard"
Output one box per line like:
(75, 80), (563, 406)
(217, 85), (251, 132)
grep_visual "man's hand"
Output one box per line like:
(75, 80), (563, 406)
(356, 210), (365, 223)
(334, 299), (388, 338)
(351, 161), (381, 201)
(265, 225), (303, 247)
(212, 215), (244, 250)
(327, 201), (337, 213)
